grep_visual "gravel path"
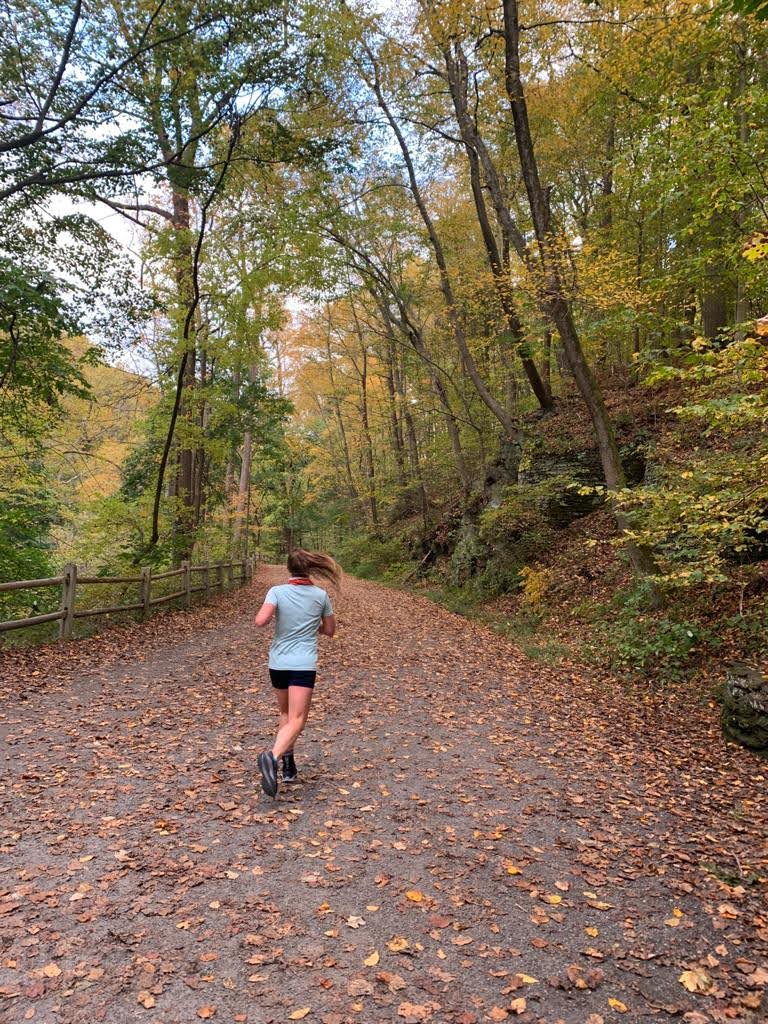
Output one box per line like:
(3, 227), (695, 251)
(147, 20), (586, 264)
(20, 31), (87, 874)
(0, 568), (765, 1024)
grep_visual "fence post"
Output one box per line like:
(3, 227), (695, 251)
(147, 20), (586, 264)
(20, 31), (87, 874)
(216, 562), (223, 592)
(59, 563), (77, 639)
(203, 561), (210, 600)
(140, 567), (151, 620)
(182, 560), (191, 608)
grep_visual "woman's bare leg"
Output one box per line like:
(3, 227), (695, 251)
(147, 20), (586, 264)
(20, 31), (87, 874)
(275, 688), (289, 736)
(272, 686), (313, 759)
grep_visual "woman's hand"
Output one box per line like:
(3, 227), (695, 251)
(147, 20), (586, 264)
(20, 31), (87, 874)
(319, 614), (336, 638)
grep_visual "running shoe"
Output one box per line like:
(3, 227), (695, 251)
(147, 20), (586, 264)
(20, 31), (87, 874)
(282, 752), (298, 783)
(257, 751), (278, 797)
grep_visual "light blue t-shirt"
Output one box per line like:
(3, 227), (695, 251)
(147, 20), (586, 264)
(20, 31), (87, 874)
(264, 583), (333, 670)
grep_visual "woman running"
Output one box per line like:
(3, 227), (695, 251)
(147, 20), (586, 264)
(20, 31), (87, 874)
(254, 549), (341, 797)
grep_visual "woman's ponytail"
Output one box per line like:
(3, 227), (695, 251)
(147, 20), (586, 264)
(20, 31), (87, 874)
(287, 549), (342, 589)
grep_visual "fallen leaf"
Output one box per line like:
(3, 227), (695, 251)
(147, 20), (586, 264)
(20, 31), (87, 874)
(288, 1011), (311, 1021)
(679, 969), (713, 993)
(377, 970), (406, 991)
(42, 964), (61, 979)
(607, 998), (627, 1013)
(397, 1002), (429, 1023)
(509, 999), (527, 1015)
(405, 890), (423, 902)
(347, 979), (373, 997)
(364, 951), (380, 966)
(197, 1009), (216, 1020)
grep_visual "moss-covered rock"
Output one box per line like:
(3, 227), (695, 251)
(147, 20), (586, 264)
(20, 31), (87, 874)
(721, 662), (768, 752)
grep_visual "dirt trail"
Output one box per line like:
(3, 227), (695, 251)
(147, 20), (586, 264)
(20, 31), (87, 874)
(0, 568), (765, 1024)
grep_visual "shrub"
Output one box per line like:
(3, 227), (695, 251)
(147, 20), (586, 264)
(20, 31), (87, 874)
(519, 565), (553, 607)
(584, 587), (708, 681)
(333, 533), (410, 581)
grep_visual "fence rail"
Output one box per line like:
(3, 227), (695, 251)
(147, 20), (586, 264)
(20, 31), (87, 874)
(0, 558), (254, 640)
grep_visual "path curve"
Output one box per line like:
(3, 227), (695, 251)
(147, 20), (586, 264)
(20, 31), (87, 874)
(0, 568), (765, 1024)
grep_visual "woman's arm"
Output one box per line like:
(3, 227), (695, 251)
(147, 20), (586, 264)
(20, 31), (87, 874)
(254, 602), (276, 627)
(319, 614), (336, 638)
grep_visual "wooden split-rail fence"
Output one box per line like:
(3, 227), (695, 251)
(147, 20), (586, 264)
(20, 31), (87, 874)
(0, 558), (255, 639)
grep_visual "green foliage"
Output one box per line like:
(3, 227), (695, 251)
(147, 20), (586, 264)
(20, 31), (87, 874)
(479, 485), (558, 563)
(624, 338), (768, 586)
(0, 477), (57, 619)
(725, 0), (768, 19)
(0, 260), (95, 434)
(584, 586), (709, 682)
(332, 533), (411, 581)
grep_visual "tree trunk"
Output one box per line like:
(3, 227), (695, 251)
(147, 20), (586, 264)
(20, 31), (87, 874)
(443, 42), (553, 412)
(398, 370), (430, 529)
(501, 0), (658, 584)
(363, 47), (520, 440)
(358, 345), (379, 530)
(600, 112), (615, 232)
(324, 326), (359, 502)
(701, 276), (729, 341)
(384, 338), (408, 487)
(366, 276), (472, 493)
(233, 429), (252, 550)
(172, 189), (196, 544)
(542, 330), (552, 394)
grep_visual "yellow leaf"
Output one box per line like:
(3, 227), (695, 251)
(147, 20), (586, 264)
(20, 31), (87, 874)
(505, 862), (522, 875)
(288, 1011), (311, 1021)
(585, 926), (599, 937)
(42, 964), (61, 978)
(405, 890), (423, 902)
(510, 998), (527, 1015)
(364, 951), (380, 967)
(387, 936), (409, 953)
(544, 894), (562, 905)
(607, 998), (627, 1013)
(679, 969), (712, 993)
(516, 973), (538, 984)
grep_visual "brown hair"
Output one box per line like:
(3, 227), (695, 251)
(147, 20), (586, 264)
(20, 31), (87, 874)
(287, 548), (342, 589)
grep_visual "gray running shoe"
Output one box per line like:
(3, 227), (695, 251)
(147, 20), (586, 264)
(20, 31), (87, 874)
(257, 751), (278, 797)
(282, 752), (298, 783)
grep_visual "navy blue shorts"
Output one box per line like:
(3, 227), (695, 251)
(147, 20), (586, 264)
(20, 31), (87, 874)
(269, 669), (316, 690)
